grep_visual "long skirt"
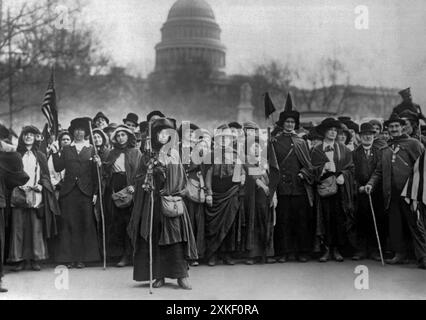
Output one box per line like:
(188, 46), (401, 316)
(319, 194), (347, 248)
(133, 194), (188, 281)
(274, 194), (312, 256)
(0, 209), (4, 278)
(106, 173), (132, 258)
(8, 208), (47, 262)
(205, 176), (242, 258)
(55, 188), (100, 263)
(184, 198), (205, 259)
(244, 179), (274, 259)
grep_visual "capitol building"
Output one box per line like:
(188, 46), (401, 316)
(147, 0), (400, 124)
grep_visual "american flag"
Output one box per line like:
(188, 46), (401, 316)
(401, 150), (426, 215)
(41, 69), (59, 137)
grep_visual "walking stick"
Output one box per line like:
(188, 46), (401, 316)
(367, 192), (385, 266)
(143, 120), (154, 294)
(89, 121), (107, 270)
(149, 189), (154, 295)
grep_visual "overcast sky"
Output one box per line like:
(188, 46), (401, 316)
(6, 0), (426, 105)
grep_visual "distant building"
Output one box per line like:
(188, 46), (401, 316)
(148, 0), (401, 124)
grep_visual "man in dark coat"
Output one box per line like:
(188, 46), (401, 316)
(352, 123), (385, 261)
(270, 93), (315, 263)
(366, 114), (426, 269)
(0, 146), (30, 292)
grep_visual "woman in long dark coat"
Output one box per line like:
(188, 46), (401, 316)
(311, 118), (355, 263)
(104, 125), (141, 267)
(128, 118), (197, 290)
(8, 126), (60, 271)
(204, 124), (246, 266)
(243, 136), (275, 265)
(179, 123), (208, 266)
(52, 117), (101, 268)
(0, 140), (30, 292)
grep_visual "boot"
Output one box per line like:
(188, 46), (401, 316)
(333, 248), (344, 262)
(369, 251), (382, 262)
(266, 257), (277, 264)
(418, 257), (426, 270)
(245, 259), (255, 265)
(153, 278), (165, 288)
(207, 255), (216, 267)
(189, 260), (199, 267)
(0, 280), (7, 293)
(76, 262), (85, 269)
(319, 248), (330, 263)
(177, 277), (192, 290)
(385, 253), (406, 265)
(117, 255), (130, 268)
(11, 261), (26, 272)
(223, 254), (235, 266)
(352, 251), (366, 261)
(31, 260), (41, 271)
(276, 255), (288, 263)
(297, 254), (309, 263)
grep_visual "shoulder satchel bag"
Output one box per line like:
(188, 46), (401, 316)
(317, 175), (338, 198)
(161, 195), (185, 218)
(112, 187), (133, 208)
(185, 172), (206, 203)
(11, 187), (29, 208)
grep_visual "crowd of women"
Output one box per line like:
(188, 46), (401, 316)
(1, 87), (426, 293)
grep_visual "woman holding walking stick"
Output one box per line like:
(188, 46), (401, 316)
(128, 118), (197, 290)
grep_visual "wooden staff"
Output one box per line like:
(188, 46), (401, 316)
(88, 121), (107, 270)
(368, 193), (385, 266)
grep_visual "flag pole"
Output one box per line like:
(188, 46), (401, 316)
(368, 193), (385, 266)
(89, 121), (107, 270)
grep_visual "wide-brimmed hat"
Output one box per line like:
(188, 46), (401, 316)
(369, 119), (383, 132)
(359, 123), (376, 135)
(146, 110), (165, 122)
(215, 124), (237, 137)
(103, 123), (119, 134)
(338, 117), (359, 134)
(21, 125), (41, 136)
(276, 93), (300, 129)
(399, 109), (419, 124)
(178, 122), (200, 140)
(110, 125), (136, 147)
(92, 128), (109, 146)
(123, 113), (139, 125)
(317, 118), (342, 136)
(68, 117), (92, 137)
(93, 112), (110, 125)
(384, 114), (406, 127)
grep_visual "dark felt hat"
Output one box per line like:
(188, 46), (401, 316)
(123, 113), (139, 125)
(93, 112), (110, 125)
(21, 125), (41, 136)
(399, 109), (419, 123)
(384, 113), (406, 127)
(317, 118), (342, 136)
(68, 117), (92, 137)
(359, 123), (376, 135)
(338, 117), (359, 133)
(103, 123), (119, 134)
(146, 110), (165, 122)
(276, 93), (300, 129)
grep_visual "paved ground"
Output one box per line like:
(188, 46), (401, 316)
(1, 260), (426, 300)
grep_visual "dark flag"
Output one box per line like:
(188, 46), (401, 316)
(41, 69), (59, 137)
(264, 92), (276, 119)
